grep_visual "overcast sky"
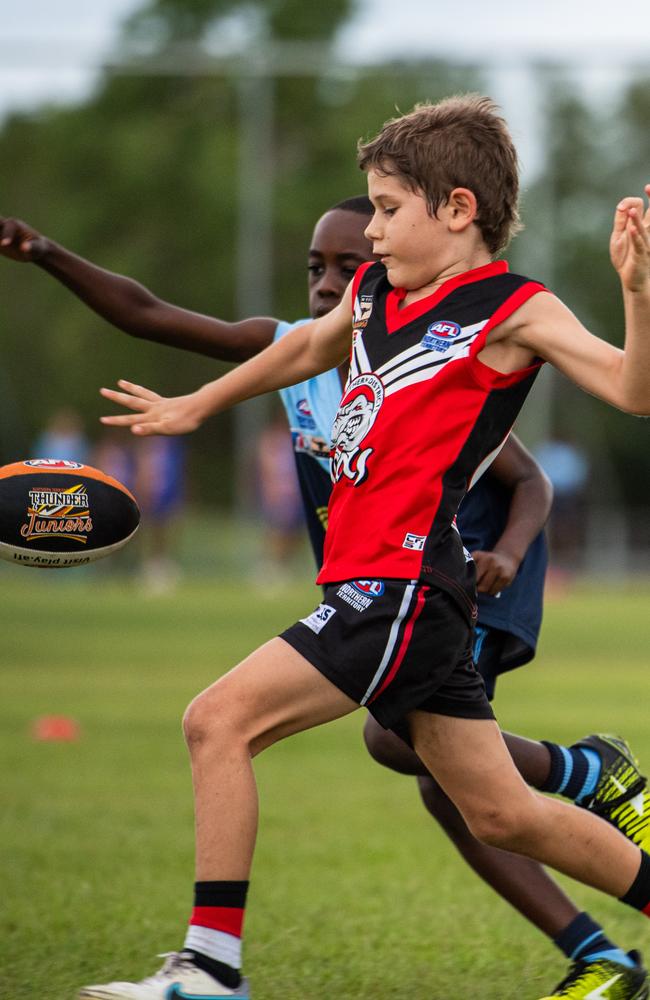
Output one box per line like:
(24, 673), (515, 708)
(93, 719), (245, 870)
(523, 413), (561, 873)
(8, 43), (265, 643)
(1, 0), (649, 176)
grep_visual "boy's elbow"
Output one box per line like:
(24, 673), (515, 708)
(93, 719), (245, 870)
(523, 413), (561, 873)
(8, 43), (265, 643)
(618, 393), (650, 417)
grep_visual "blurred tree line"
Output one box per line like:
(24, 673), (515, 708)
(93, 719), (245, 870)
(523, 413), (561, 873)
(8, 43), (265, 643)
(0, 0), (649, 510)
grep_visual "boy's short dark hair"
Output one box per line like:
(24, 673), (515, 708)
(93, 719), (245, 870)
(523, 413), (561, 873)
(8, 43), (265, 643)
(330, 195), (374, 216)
(357, 94), (521, 255)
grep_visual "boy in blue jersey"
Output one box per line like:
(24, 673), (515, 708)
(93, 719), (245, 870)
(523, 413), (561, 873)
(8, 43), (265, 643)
(1, 194), (649, 999)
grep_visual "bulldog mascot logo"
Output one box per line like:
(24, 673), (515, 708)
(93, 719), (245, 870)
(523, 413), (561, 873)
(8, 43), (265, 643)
(330, 374), (384, 486)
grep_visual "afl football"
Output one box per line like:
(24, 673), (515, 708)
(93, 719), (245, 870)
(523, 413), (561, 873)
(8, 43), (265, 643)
(0, 459), (140, 568)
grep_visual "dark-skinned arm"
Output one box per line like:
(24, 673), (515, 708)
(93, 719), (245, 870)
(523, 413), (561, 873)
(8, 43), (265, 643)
(0, 216), (277, 362)
(472, 434), (553, 596)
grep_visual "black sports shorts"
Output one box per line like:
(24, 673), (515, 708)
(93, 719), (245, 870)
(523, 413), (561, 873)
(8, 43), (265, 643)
(280, 579), (494, 730)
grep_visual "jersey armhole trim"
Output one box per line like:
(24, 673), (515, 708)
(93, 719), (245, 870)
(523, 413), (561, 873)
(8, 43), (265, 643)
(467, 283), (549, 390)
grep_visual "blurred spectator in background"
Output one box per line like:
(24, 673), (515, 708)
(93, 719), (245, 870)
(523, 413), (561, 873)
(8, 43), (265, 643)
(92, 427), (136, 492)
(533, 432), (590, 571)
(133, 436), (186, 593)
(255, 406), (305, 585)
(32, 407), (89, 465)
(90, 429), (138, 575)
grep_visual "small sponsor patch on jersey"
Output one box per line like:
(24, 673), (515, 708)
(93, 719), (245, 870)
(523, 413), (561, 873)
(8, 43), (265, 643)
(296, 398), (316, 430)
(300, 604), (336, 634)
(403, 532), (426, 551)
(353, 293), (373, 331)
(421, 320), (462, 353)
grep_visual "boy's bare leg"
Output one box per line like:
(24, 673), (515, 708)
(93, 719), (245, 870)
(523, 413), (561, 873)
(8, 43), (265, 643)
(414, 775), (578, 935)
(364, 715), (552, 786)
(410, 711), (641, 896)
(183, 637), (358, 879)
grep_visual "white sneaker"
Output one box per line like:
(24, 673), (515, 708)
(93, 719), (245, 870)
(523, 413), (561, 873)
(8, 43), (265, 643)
(78, 952), (251, 999)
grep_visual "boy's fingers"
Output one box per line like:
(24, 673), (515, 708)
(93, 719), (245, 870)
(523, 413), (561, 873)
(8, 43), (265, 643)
(615, 197), (644, 235)
(116, 379), (160, 401)
(100, 413), (146, 427)
(0, 218), (17, 245)
(99, 387), (151, 411)
(132, 422), (165, 436)
(627, 207), (650, 243)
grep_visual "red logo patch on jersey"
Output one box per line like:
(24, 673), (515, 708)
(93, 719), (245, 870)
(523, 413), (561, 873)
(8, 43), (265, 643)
(331, 374), (384, 486)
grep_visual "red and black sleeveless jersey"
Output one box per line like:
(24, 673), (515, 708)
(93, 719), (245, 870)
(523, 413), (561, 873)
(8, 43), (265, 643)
(316, 259), (548, 619)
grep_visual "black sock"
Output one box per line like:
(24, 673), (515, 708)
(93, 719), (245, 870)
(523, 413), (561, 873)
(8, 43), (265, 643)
(620, 851), (650, 917)
(187, 950), (241, 990)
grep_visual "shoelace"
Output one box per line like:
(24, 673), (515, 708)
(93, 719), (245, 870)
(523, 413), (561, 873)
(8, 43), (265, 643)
(140, 952), (196, 984)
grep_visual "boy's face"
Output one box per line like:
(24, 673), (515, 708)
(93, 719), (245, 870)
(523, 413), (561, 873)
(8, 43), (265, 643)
(308, 209), (374, 319)
(365, 169), (452, 290)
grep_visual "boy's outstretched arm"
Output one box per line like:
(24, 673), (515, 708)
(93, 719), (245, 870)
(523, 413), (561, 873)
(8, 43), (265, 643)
(470, 435), (553, 596)
(0, 216), (277, 361)
(100, 285), (354, 436)
(507, 186), (650, 415)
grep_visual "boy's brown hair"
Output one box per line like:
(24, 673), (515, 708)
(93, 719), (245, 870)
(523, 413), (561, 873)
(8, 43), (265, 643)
(358, 94), (522, 255)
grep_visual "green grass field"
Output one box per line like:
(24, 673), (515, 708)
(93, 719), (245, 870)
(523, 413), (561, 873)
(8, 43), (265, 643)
(2, 571), (649, 999)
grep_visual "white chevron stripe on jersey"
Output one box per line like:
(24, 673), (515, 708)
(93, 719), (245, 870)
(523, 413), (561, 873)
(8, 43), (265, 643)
(381, 338), (473, 389)
(375, 321), (488, 397)
(350, 332), (372, 378)
(374, 319), (486, 380)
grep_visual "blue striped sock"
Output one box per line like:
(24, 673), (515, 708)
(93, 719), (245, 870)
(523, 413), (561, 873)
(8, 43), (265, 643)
(554, 913), (635, 968)
(541, 743), (602, 801)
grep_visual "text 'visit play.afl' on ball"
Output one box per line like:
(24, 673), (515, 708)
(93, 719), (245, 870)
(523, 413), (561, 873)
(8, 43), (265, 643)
(0, 459), (140, 568)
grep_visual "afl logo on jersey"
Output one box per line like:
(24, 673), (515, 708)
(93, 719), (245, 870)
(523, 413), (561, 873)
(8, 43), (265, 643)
(296, 398), (316, 430)
(352, 580), (385, 597)
(422, 320), (462, 353)
(331, 373), (384, 487)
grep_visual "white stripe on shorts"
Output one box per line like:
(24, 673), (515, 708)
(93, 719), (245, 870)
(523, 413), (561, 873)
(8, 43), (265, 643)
(360, 581), (417, 706)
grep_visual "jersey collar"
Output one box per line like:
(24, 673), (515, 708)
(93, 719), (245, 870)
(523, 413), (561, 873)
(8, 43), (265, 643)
(385, 260), (509, 334)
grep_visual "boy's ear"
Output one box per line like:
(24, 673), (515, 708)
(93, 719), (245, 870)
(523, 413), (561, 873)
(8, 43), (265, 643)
(446, 188), (478, 233)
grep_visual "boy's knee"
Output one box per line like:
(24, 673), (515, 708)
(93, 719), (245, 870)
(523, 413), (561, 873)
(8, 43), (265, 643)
(183, 687), (237, 751)
(464, 799), (537, 850)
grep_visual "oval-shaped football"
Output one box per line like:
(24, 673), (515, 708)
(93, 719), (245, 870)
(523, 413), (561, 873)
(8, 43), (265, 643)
(0, 459), (140, 568)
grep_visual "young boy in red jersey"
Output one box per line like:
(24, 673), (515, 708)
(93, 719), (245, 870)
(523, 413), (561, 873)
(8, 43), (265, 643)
(85, 95), (650, 1000)
(5, 113), (641, 997)
(2, 201), (649, 998)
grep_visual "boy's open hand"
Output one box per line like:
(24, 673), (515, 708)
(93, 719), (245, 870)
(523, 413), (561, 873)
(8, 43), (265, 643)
(610, 184), (650, 291)
(0, 216), (48, 262)
(100, 380), (204, 436)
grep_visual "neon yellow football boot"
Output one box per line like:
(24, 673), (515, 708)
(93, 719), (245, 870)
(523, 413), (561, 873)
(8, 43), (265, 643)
(537, 951), (648, 999)
(574, 734), (650, 852)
